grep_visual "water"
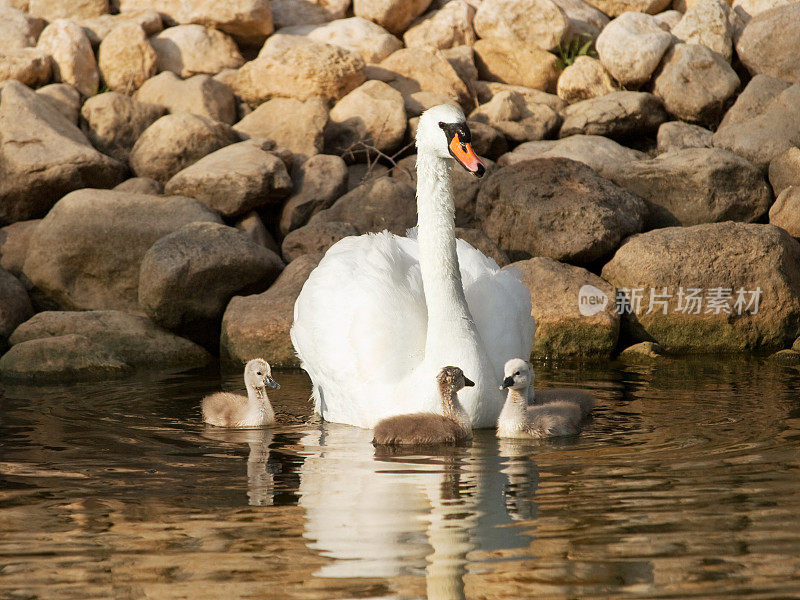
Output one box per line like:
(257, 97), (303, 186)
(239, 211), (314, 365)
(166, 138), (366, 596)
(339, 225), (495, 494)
(2, 358), (800, 599)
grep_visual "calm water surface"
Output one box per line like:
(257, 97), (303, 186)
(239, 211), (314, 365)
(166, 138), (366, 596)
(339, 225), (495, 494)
(2, 358), (800, 599)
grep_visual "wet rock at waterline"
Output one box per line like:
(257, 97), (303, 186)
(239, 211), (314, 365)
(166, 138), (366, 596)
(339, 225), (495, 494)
(601, 222), (800, 353)
(618, 341), (666, 361)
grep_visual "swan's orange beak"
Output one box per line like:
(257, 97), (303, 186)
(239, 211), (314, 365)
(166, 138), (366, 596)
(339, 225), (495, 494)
(449, 136), (485, 177)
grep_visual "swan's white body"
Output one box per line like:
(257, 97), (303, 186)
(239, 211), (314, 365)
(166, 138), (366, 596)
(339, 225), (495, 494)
(291, 105), (534, 429)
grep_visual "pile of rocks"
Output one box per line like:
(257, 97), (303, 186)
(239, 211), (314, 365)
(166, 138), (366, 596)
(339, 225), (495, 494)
(1, 0), (800, 379)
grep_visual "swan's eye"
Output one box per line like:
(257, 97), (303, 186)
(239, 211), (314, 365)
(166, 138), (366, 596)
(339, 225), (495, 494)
(438, 121), (445, 128)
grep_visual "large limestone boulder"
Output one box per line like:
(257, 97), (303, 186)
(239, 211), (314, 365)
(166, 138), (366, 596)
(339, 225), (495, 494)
(150, 24), (244, 77)
(29, 0), (108, 20)
(474, 81), (567, 112)
(271, 0), (349, 27)
(652, 43), (740, 126)
(556, 56), (619, 104)
(281, 221), (358, 262)
(510, 257), (619, 358)
(129, 113), (240, 183)
(718, 74), (789, 129)
(22, 189), (222, 311)
(672, 0), (734, 61)
(138, 222), (284, 337)
(221, 253), (322, 366)
(0, 49), (52, 87)
(0, 267), (33, 352)
(97, 21), (157, 93)
(234, 34), (365, 104)
(712, 84), (800, 170)
(8, 310), (211, 369)
(657, 121), (714, 153)
(37, 83), (81, 125)
(472, 38), (560, 92)
(0, 81), (126, 225)
(36, 19), (98, 97)
(76, 11), (163, 45)
(736, 3), (800, 83)
(352, 0), (431, 35)
(608, 147), (771, 228)
(476, 158), (647, 265)
(769, 148), (800, 196)
(0, 6), (45, 52)
(114, 177), (163, 195)
(601, 222), (800, 352)
(375, 48), (472, 108)
(135, 72), (237, 124)
(552, 0), (609, 40)
(596, 12), (673, 88)
(164, 139), (292, 218)
(497, 134), (646, 179)
(403, 0), (476, 50)
(559, 91), (668, 139)
(280, 154), (349, 234)
(293, 17), (401, 65)
(473, 0), (570, 53)
(308, 176), (416, 235)
(234, 97), (328, 165)
(80, 91), (167, 164)
(324, 80), (407, 157)
(732, 0), (798, 23)
(581, 0), (671, 16)
(0, 219), (39, 276)
(769, 186), (800, 237)
(116, 0), (274, 46)
(469, 90), (561, 143)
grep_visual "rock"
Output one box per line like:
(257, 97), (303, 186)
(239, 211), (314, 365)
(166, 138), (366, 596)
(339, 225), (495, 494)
(473, 0), (570, 53)
(29, 0), (108, 20)
(271, 0), (349, 27)
(0, 81), (126, 225)
(0, 334), (133, 381)
(0, 48), (52, 87)
(609, 147), (771, 228)
(456, 227), (509, 267)
(559, 91), (668, 139)
(672, 0), (734, 61)
(474, 81), (567, 112)
(733, 0), (797, 23)
(77, 11), (163, 45)
(601, 222), (800, 352)
(234, 34), (365, 105)
(465, 120), (508, 160)
(469, 90), (561, 143)
(0, 267), (33, 350)
(476, 158), (647, 265)
(653, 43), (740, 126)
(712, 84), (800, 171)
(23, 189), (222, 311)
(164, 139), (292, 218)
(80, 91), (167, 164)
(792, 336), (800, 353)
(280, 154), (349, 234)
(618, 341), (665, 360)
(150, 24), (244, 77)
(769, 148), (800, 196)
(236, 211), (279, 253)
(440, 45), (478, 86)
(305, 17), (402, 64)
(653, 9), (683, 30)
(768, 349), (800, 364)
(129, 113), (240, 183)
(404, 91), (458, 117)
(498, 134), (646, 178)
(36, 83), (81, 125)
(116, 0), (274, 46)
(135, 72), (237, 125)
(221, 253), (322, 366)
(736, 4), (800, 83)
(352, 0), (431, 35)
(138, 222), (284, 337)
(552, 0), (609, 40)
(718, 74), (790, 129)
(233, 97), (328, 166)
(0, 220), (39, 276)
(596, 12), (673, 88)
(309, 176), (416, 234)
(324, 80), (406, 158)
(347, 162), (390, 190)
(113, 177), (163, 194)
(580, 0), (671, 16)
(403, 0), (476, 50)
(97, 21), (157, 93)
(657, 121), (713, 153)
(769, 186), (800, 237)
(511, 257), (619, 358)
(36, 19), (98, 97)
(473, 38), (560, 92)
(8, 310), (211, 368)
(376, 48), (471, 108)
(0, 7), (45, 53)
(281, 221), (358, 261)
(556, 56), (619, 104)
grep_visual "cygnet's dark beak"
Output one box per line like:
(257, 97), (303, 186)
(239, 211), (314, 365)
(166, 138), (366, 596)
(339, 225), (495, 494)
(500, 376), (514, 390)
(463, 376), (475, 387)
(265, 376), (280, 389)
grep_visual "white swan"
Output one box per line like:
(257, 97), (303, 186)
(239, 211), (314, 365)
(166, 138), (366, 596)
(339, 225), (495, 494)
(291, 104), (533, 429)
(201, 358), (280, 428)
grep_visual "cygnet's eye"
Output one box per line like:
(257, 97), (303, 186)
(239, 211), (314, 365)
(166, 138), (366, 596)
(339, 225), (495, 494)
(256, 371), (263, 376)
(514, 371), (520, 376)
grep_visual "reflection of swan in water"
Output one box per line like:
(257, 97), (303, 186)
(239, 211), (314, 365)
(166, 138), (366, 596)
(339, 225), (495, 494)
(298, 425), (535, 599)
(201, 427), (275, 506)
(497, 438), (540, 522)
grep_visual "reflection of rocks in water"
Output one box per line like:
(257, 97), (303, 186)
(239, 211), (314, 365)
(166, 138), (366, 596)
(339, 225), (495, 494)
(201, 427), (275, 506)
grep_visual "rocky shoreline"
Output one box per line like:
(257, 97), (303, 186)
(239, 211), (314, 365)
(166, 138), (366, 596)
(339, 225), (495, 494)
(1, 0), (799, 380)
